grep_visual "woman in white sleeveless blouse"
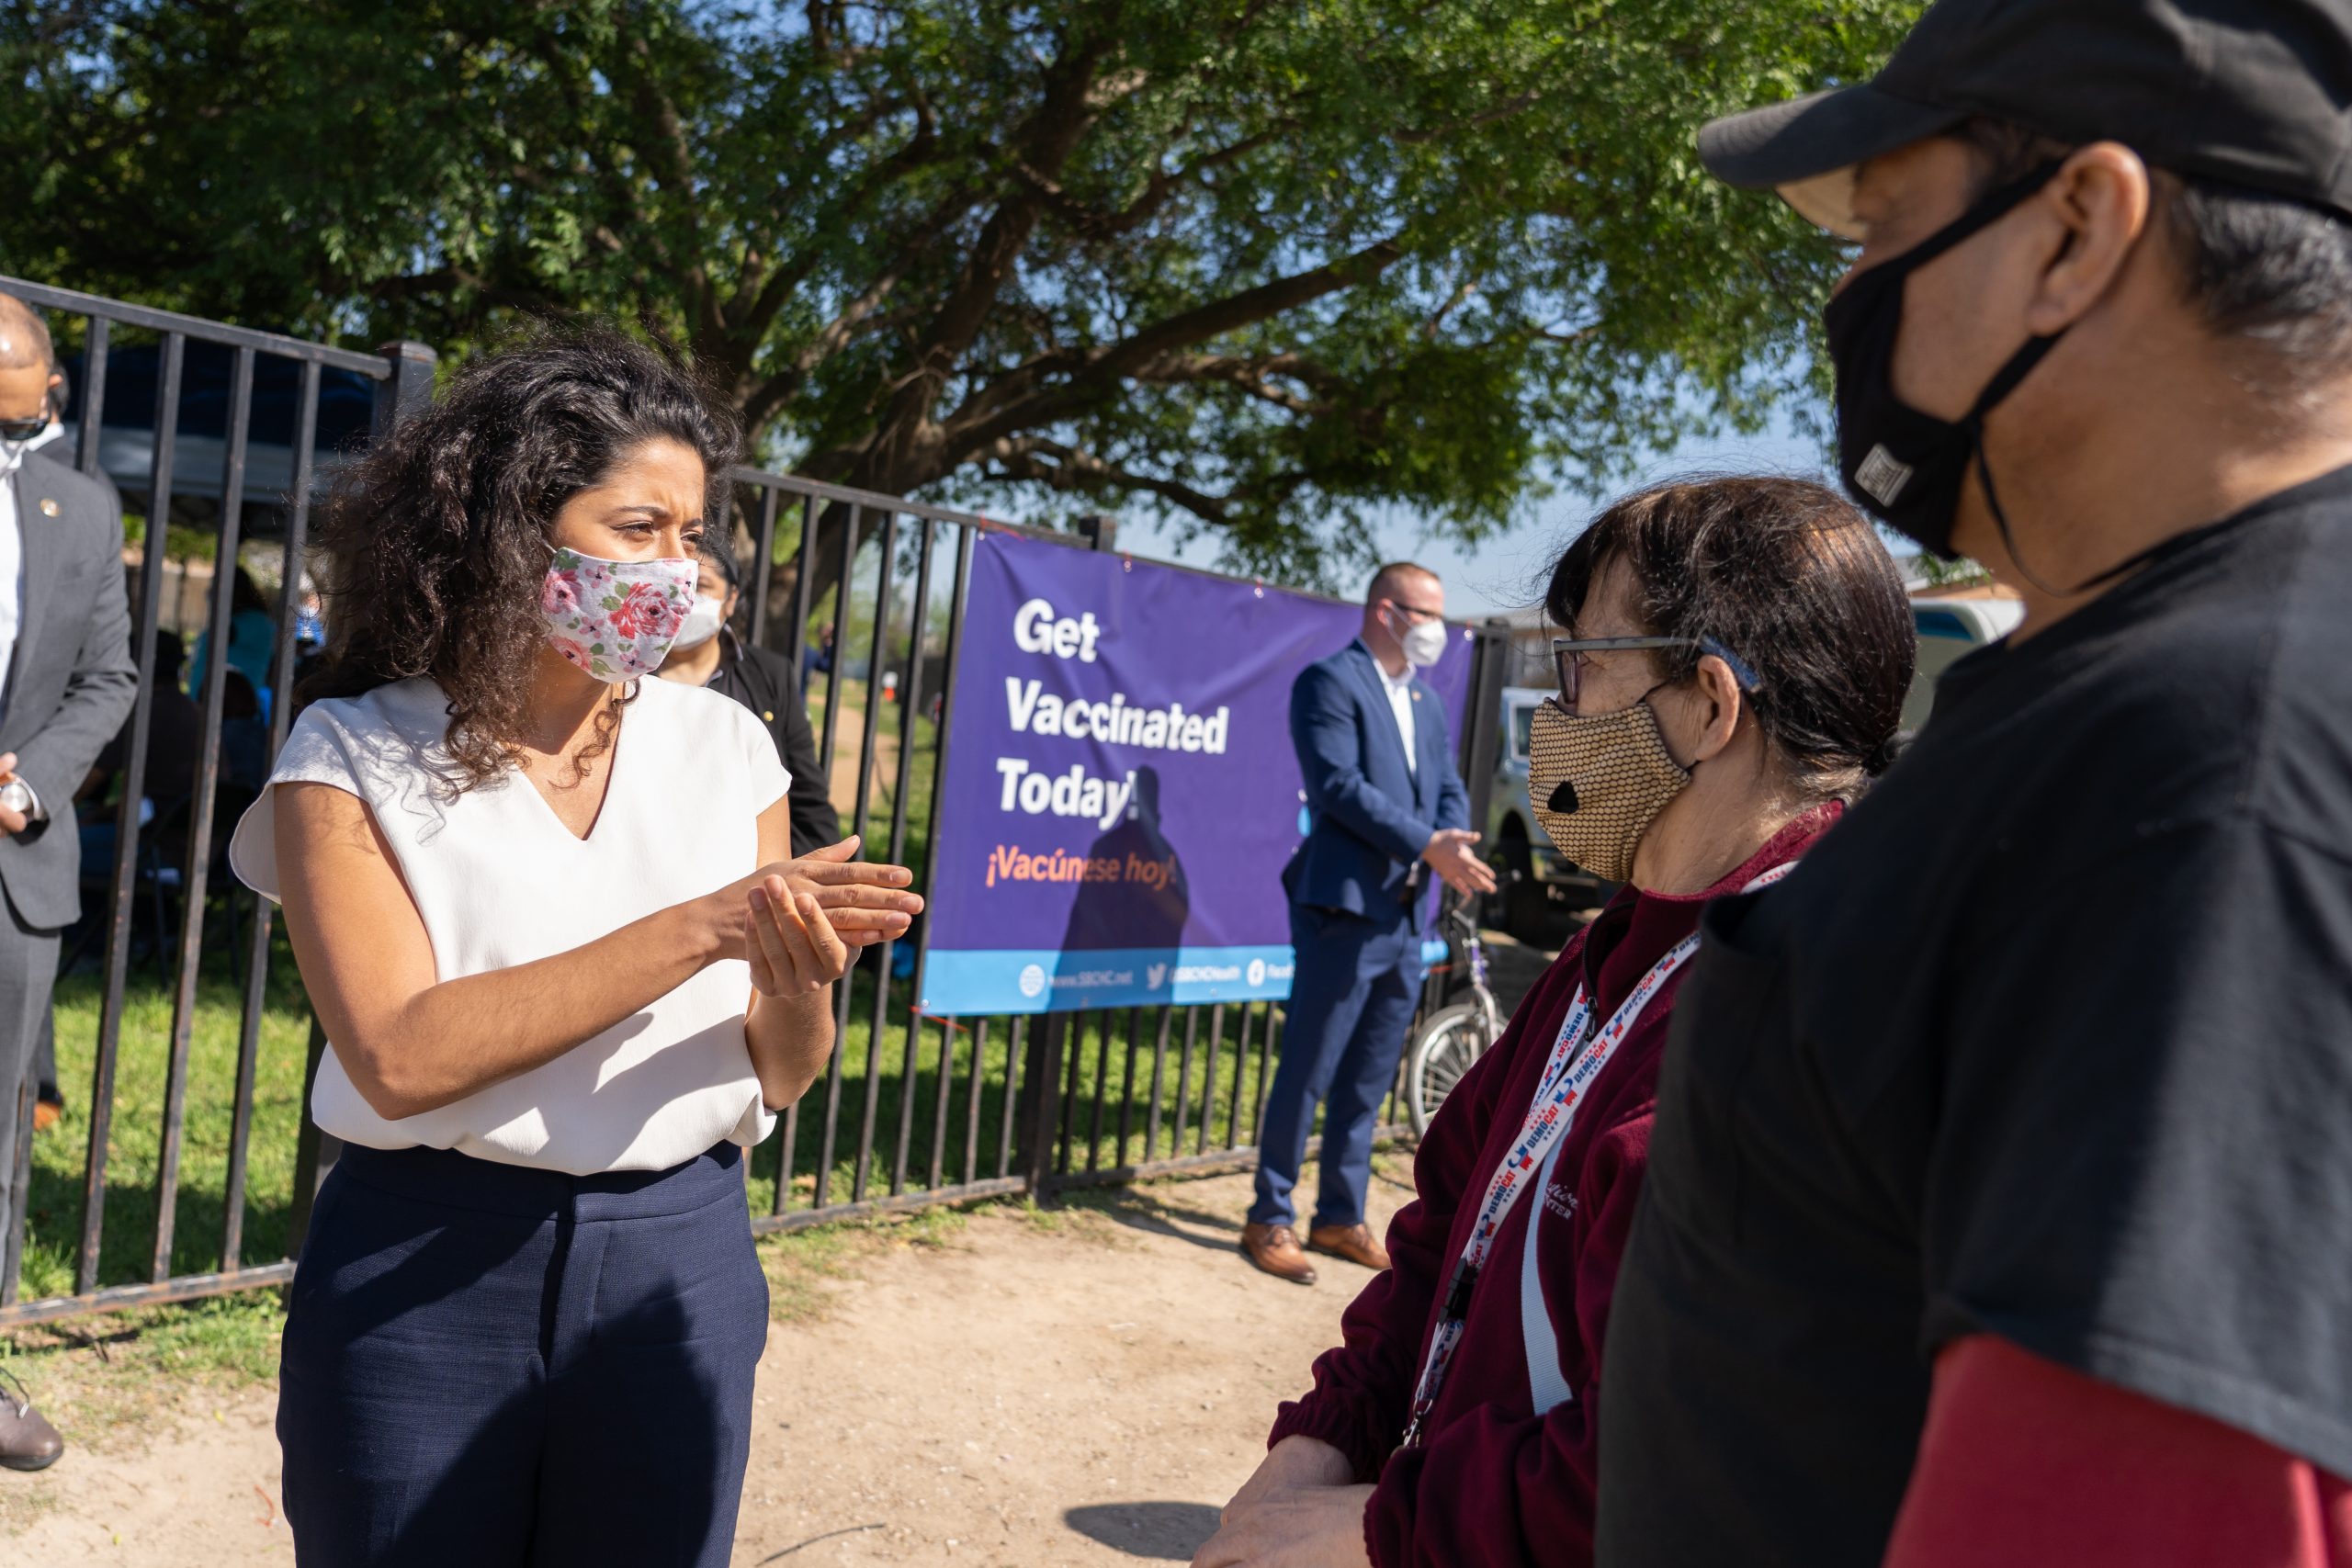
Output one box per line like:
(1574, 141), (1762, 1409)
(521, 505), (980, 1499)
(230, 333), (922, 1566)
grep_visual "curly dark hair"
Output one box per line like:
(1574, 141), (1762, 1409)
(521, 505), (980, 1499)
(1546, 475), (1916, 797)
(304, 328), (741, 792)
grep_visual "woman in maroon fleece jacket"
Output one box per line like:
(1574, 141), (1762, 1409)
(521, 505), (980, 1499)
(1193, 477), (1917, 1568)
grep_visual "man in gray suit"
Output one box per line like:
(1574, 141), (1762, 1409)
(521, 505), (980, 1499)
(0, 294), (138, 1472)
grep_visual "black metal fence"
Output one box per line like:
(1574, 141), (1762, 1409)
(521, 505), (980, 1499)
(0, 277), (1509, 1329)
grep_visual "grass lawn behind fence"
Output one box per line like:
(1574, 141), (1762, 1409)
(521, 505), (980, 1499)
(21, 960), (313, 1300)
(20, 656), (1322, 1296)
(23, 924), (1305, 1303)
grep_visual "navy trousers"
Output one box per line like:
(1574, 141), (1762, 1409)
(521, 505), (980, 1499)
(277, 1141), (769, 1567)
(1250, 901), (1423, 1230)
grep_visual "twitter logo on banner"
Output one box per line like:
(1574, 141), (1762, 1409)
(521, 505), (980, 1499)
(1146, 962), (1168, 990)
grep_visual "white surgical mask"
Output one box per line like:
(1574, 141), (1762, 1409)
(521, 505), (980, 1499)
(673, 592), (728, 652)
(1392, 612), (1450, 669)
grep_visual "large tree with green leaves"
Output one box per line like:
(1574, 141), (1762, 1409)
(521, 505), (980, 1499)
(3, 0), (1914, 588)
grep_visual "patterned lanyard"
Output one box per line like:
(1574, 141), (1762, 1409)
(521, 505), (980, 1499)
(1397, 861), (1797, 1449)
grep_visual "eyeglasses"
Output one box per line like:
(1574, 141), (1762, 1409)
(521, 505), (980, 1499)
(1552, 635), (1760, 708)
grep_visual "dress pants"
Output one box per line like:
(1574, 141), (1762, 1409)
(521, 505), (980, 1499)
(0, 897), (61, 1292)
(277, 1140), (770, 1567)
(1250, 900), (1423, 1231)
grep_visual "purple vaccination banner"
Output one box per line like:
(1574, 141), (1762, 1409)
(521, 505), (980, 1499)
(919, 533), (1474, 1015)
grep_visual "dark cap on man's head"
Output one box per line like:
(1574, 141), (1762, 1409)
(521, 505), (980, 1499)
(1700, 0), (2352, 237)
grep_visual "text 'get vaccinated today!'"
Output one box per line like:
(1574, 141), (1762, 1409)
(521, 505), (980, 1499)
(919, 533), (1473, 1017)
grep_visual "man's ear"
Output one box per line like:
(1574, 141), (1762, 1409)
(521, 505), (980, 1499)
(1685, 654), (1746, 766)
(2027, 141), (2152, 336)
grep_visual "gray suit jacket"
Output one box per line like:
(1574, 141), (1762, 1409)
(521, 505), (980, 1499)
(1, 452), (137, 929)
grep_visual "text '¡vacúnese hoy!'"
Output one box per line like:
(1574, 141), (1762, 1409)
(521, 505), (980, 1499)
(994, 595), (1231, 831)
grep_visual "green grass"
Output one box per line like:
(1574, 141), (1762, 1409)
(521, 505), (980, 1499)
(21, 923), (313, 1301)
(757, 1204), (969, 1326)
(745, 979), (1311, 1220)
(805, 671), (944, 881)
(1, 1160), (1282, 1448)
(0, 1199), (985, 1472)
(21, 907), (1349, 1305)
(0, 1289), (288, 1470)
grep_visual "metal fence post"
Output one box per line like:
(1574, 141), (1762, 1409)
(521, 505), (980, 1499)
(284, 339), (428, 1250)
(1003, 513), (1123, 1193)
(0, 287), (1488, 1317)
(372, 341), (436, 436)
(287, 1015), (340, 1253)
(1015, 1013), (1068, 1197)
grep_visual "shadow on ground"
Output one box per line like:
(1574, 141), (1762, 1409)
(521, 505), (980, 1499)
(1064, 1502), (1222, 1561)
(1059, 1186), (1250, 1256)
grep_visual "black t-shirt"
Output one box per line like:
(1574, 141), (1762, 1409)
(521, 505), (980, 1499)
(1597, 466), (2352, 1568)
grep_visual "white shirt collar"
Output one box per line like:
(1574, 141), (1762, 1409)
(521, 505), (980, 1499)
(1357, 637), (1413, 692)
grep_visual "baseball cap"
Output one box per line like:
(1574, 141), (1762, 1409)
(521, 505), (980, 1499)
(1699, 0), (2352, 237)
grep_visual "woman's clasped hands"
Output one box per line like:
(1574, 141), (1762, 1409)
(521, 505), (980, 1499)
(717, 834), (923, 996)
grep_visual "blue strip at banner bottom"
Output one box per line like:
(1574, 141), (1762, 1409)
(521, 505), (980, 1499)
(921, 945), (1299, 1016)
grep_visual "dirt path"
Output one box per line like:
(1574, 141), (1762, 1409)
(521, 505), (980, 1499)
(4, 1164), (1415, 1566)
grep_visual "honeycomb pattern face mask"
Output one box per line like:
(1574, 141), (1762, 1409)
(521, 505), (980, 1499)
(1527, 696), (1690, 885)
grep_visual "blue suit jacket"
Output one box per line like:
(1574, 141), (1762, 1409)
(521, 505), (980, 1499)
(1281, 640), (1470, 920)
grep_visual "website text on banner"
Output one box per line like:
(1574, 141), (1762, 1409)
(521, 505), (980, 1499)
(919, 535), (1475, 1016)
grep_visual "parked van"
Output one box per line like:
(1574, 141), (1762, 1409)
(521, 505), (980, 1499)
(1905, 595), (2025, 736)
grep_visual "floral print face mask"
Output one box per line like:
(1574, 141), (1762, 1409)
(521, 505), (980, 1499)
(540, 547), (698, 682)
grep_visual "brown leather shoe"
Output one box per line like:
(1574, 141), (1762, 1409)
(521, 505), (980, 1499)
(1239, 1223), (1317, 1286)
(0, 1368), (62, 1472)
(1307, 1222), (1393, 1272)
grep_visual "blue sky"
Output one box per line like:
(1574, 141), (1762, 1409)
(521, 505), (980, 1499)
(1114, 415), (1834, 619)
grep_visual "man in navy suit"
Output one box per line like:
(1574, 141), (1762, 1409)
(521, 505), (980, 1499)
(1244, 563), (1494, 1285)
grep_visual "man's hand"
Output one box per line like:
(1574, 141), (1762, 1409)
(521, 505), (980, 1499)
(1420, 829), (1497, 897)
(1190, 1481), (1375, 1568)
(0, 754), (31, 839)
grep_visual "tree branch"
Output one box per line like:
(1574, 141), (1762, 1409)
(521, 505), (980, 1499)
(620, 33), (716, 352)
(366, 265), (567, 320)
(738, 269), (909, 438)
(1012, 124), (1288, 243)
(525, 26), (674, 276)
(730, 176), (985, 442)
(734, 91), (946, 346)
(870, 24), (1119, 480)
(940, 235), (1404, 462)
(1128, 352), (1340, 414)
(1394, 87), (1546, 145)
(981, 435), (1235, 524)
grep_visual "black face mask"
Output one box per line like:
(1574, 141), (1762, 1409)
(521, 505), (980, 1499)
(1824, 162), (2065, 558)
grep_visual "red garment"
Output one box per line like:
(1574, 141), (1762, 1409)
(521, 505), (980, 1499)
(1267, 806), (1841, 1568)
(1887, 1335), (2352, 1568)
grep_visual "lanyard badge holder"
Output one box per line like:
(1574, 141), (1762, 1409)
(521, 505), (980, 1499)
(1396, 861), (1796, 1450)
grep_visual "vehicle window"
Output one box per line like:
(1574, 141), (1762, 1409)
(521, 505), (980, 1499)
(1510, 701), (1534, 761)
